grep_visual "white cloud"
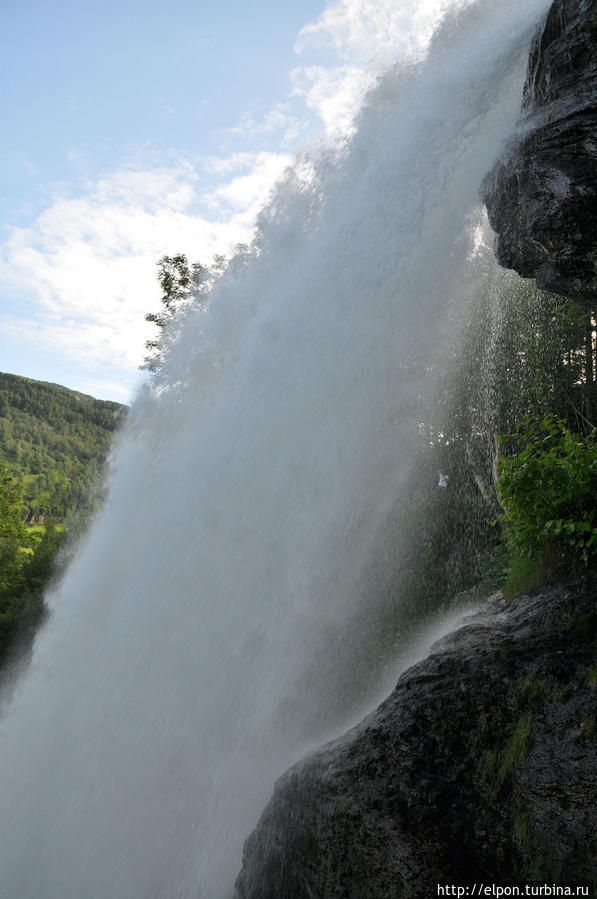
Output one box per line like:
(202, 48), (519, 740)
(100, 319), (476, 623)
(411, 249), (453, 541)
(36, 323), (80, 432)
(295, 0), (448, 64)
(206, 152), (293, 213)
(227, 103), (308, 148)
(290, 64), (377, 138)
(291, 0), (451, 137)
(0, 154), (291, 379)
(218, 1), (452, 149)
(204, 153), (260, 177)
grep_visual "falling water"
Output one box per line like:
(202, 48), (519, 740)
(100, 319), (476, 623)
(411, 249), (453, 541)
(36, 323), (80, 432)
(0, 1), (550, 896)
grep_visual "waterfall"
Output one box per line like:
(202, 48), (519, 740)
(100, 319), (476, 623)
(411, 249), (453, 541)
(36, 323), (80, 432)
(0, 1), (550, 896)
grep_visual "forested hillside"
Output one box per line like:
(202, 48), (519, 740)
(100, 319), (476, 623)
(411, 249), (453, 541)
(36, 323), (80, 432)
(0, 373), (126, 659)
(0, 372), (126, 522)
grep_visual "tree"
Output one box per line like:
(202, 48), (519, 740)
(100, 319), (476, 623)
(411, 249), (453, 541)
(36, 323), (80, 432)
(498, 415), (597, 566)
(23, 519), (65, 592)
(143, 254), (212, 372)
(0, 463), (26, 599)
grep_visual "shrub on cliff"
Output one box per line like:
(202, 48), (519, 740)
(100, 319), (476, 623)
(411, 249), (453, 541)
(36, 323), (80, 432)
(498, 415), (597, 567)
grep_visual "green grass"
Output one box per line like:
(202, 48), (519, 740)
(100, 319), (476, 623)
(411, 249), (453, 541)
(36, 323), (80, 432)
(496, 711), (533, 789)
(580, 715), (596, 741)
(502, 552), (560, 600)
(517, 675), (575, 707)
(513, 801), (532, 850)
(478, 711), (533, 800)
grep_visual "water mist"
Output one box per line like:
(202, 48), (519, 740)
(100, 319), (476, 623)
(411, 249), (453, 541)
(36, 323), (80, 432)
(0, 1), (550, 896)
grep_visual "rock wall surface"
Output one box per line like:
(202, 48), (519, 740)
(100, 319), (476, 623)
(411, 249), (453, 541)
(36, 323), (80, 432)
(483, 0), (597, 307)
(236, 576), (597, 897)
(235, 4), (597, 895)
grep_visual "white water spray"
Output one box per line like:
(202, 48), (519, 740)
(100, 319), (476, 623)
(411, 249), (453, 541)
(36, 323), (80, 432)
(0, 2), (549, 896)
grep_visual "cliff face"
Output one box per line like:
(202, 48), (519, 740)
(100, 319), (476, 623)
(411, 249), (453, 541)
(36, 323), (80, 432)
(236, 578), (597, 897)
(235, 4), (597, 895)
(483, 0), (597, 307)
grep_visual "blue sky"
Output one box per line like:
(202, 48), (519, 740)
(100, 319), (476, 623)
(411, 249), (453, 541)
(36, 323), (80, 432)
(1, 0), (324, 225)
(0, 0), (444, 402)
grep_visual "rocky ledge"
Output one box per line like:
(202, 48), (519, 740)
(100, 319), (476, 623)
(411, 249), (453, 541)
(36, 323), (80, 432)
(236, 576), (597, 897)
(482, 0), (597, 307)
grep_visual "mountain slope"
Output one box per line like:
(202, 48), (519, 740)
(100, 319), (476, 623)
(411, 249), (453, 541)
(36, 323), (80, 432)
(0, 372), (126, 522)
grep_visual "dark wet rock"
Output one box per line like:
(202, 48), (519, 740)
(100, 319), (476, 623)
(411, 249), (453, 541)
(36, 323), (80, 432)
(235, 575), (597, 897)
(482, 0), (597, 307)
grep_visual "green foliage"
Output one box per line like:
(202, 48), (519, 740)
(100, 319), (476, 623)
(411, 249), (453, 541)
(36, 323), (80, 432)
(512, 798), (532, 851)
(469, 713), (490, 751)
(478, 710), (533, 800)
(580, 715), (596, 741)
(502, 553), (557, 600)
(0, 374), (124, 659)
(497, 710), (533, 788)
(0, 463), (27, 599)
(498, 415), (597, 567)
(143, 253), (226, 372)
(0, 466), (64, 654)
(516, 675), (574, 707)
(0, 372), (125, 523)
(23, 520), (66, 592)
